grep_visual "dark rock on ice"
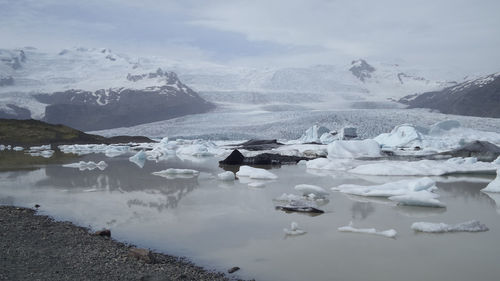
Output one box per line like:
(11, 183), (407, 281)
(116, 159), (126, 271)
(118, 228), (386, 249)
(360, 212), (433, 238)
(219, 149), (245, 165)
(237, 139), (283, 151)
(94, 229), (111, 237)
(227, 267), (240, 274)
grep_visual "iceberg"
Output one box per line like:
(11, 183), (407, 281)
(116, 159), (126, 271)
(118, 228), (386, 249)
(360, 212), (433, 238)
(327, 139), (381, 159)
(236, 165), (278, 180)
(284, 222), (307, 236)
(297, 125), (331, 144)
(373, 124), (423, 148)
(217, 171), (235, 181)
(294, 184), (329, 198)
(129, 150), (147, 168)
(305, 157), (353, 171)
(63, 161), (108, 171)
(388, 191), (446, 208)
(332, 177), (437, 197)
(12, 146), (24, 151)
(332, 178), (445, 208)
(411, 220), (489, 233)
(350, 158), (496, 176)
(338, 222), (397, 238)
(104, 145), (129, 157)
(481, 169), (500, 192)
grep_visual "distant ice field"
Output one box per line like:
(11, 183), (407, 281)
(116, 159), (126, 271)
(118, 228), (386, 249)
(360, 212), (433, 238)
(91, 108), (500, 140)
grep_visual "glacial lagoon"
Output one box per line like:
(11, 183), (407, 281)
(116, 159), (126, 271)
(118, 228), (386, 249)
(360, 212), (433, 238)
(1, 152), (500, 281)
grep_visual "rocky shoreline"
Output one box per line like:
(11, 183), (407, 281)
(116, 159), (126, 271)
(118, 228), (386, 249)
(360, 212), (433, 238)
(0, 206), (238, 281)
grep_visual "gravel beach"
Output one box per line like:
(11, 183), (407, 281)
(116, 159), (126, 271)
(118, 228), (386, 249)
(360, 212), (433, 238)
(0, 206), (234, 281)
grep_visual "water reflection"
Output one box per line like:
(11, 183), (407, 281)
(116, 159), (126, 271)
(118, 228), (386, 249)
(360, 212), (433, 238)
(350, 201), (375, 220)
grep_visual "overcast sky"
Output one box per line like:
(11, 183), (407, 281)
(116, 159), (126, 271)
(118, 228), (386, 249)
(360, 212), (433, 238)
(1, 0), (499, 76)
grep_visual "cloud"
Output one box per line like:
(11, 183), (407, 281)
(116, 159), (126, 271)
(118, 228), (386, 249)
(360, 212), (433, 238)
(0, 0), (499, 75)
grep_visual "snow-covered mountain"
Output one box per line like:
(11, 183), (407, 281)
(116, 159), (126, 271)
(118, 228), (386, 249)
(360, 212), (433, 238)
(400, 72), (500, 118)
(0, 47), (213, 130)
(0, 47), (460, 131)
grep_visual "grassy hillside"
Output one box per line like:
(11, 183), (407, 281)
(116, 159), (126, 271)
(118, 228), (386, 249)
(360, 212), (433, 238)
(0, 119), (152, 146)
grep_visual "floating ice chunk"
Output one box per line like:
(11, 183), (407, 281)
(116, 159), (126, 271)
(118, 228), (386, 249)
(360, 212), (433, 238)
(320, 132), (336, 144)
(338, 222), (397, 238)
(327, 140), (380, 159)
(389, 191), (446, 208)
(350, 158), (496, 176)
(39, 150), (54, 158)
(284, 222), (307, 236)
(152, 168), (199, 177)
(297, 125), (330, 143)
(411, 220), (489, 233)
(446, 157), (477, 165)
(63, 161), (108, 171)
(129, 150), (147, 168)
(12, 146), (24, 151)
(0, 145), (5, 151)
(481, 169), (500, 192)
(294, 184), (329, 198)
(306, 158), (353, 171)
(333, 177), (437, 197)
(218, 171), (235, 181)
(374, 124), (423, 148)
(236, 165), (278, 180)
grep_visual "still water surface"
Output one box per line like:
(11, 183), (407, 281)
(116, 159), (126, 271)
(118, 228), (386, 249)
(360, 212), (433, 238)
(1, 152), (499, 281)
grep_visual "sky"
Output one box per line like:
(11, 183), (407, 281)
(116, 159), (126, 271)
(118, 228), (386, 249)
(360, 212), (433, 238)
(1, 0), (499, 76)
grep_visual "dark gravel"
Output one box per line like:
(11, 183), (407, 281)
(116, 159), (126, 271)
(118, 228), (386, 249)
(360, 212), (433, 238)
(0, 206), (234, 281)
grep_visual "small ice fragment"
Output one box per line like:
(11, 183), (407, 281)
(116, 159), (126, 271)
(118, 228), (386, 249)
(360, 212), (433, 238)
(152, 168), (199, 176)
(236, 165), (278, 180)
(481, 169), (500, 193)
(338, 222), (397, 238)
(218, 171), (235, 181)
(284, 222), (307, 236)
(248, 182), (266, 188)
(389, 191), (446, 208)
(129, 150), (147, 168)
(294, 184), (329, 198)
(411, 220), (489, 233)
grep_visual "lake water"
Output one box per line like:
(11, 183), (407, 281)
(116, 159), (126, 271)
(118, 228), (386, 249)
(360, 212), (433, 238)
(1, 152), (499, 281)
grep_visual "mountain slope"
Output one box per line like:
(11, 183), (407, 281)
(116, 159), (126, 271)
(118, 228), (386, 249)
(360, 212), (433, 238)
(0, 48), (214, 131)
(400, 72), (500, 118)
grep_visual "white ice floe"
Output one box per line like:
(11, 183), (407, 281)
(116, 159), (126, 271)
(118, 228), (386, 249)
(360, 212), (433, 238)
(374, 124), (423, 148)
(327, 140), (381, 159)
(217, 171), (235, 181)
(59, 144), (110, 155)
(129, 150), (147, 168)
(294, 184), (329, 198)
(306, 158), (353, 171)
(349, 157), (496, 176)
(297, 160), (308, 166)
(411, 220), (489, 233)
(338, 222), (397, 238)
(332, 177), (445, 207)
(388, 191), (446, 208)
(284, 222), (307, 236)
(332, 177), (436, 197)
(481, 169), (500, 192)
(152, 168), (199, 178)
(63, 161), (108, 171)
(236, 165), (278, 180)
(273, 144), (328, 158)
(12, 146), (24, 151)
